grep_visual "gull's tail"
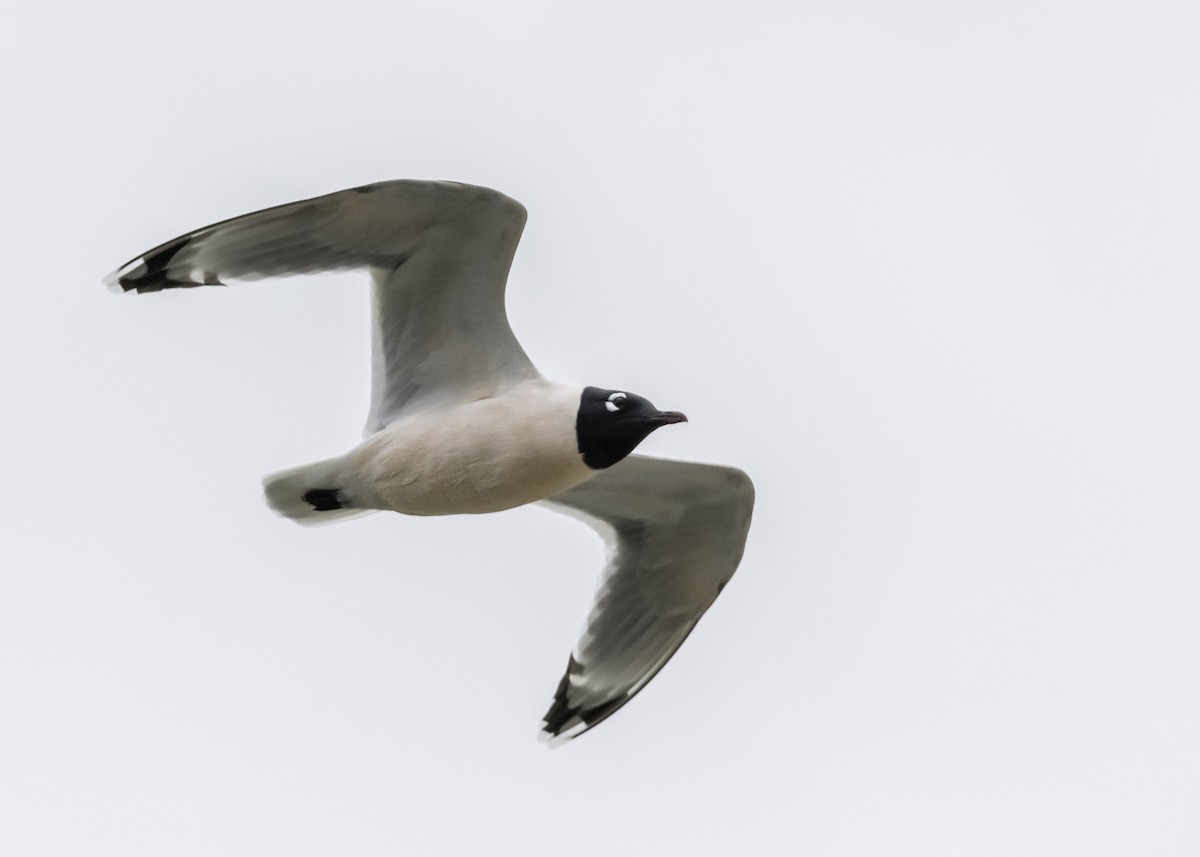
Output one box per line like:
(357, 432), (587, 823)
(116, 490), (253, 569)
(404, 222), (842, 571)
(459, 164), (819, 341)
(262, 456), (374, 526)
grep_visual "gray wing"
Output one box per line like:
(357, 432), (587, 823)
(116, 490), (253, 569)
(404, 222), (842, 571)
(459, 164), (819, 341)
(539, 455), (754, 744)
(105, 180), (538, 431)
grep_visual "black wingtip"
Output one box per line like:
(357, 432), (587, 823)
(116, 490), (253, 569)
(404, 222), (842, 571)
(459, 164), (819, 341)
(538, 656), (627, 746)
(104, 234), (223, 293)
(106, 235), (185, 293)
(540, 656), (583, 739)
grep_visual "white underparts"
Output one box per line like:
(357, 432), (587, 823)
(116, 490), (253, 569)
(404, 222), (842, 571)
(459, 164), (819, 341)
(347, 378), (596, 516)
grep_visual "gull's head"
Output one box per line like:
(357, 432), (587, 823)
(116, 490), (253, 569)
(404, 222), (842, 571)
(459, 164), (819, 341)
(575, 386), (688, 470)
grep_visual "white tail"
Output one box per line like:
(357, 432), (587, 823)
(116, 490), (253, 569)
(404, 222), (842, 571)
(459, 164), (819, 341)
(262, 456), (374, 526)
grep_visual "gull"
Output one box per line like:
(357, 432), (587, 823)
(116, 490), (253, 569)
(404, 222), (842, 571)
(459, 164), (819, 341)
(105, 180), (754, 743)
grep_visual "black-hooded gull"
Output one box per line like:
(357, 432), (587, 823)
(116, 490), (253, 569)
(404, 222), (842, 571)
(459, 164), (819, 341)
(105, 180), (754, 744)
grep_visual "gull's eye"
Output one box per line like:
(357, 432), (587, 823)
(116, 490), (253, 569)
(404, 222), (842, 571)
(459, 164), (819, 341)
(605, 392), (627, 413)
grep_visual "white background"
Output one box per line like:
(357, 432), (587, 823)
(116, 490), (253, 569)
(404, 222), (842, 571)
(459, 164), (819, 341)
(3, 1), (1198, 854)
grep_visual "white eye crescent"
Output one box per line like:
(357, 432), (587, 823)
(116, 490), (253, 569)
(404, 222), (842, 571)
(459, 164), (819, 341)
(605, 392), (627, 413)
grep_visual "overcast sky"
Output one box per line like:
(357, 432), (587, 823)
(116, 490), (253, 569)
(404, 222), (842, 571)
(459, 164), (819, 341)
(3, 1), (1199, 855)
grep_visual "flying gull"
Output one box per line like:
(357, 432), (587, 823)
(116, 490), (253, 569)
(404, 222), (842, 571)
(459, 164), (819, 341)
(105, 180), (754, 743)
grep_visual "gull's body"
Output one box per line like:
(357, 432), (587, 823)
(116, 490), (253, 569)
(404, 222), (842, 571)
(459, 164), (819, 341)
(106, 180), (754, 744)
(273, 377), (592, 518)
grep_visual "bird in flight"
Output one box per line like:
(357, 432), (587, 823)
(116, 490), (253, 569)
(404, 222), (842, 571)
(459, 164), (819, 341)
(106, 180), (754, 743)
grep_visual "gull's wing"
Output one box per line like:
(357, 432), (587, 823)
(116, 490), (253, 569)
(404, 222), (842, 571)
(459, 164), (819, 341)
(539, 455), (754, 744)
(105, 180), (538, 431)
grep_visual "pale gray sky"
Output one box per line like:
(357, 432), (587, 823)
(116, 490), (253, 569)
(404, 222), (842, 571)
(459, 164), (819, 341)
(3, 1), (1199, 854)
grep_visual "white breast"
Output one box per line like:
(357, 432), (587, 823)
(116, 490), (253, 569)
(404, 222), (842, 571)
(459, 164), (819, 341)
(348, 379), (595, 515)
